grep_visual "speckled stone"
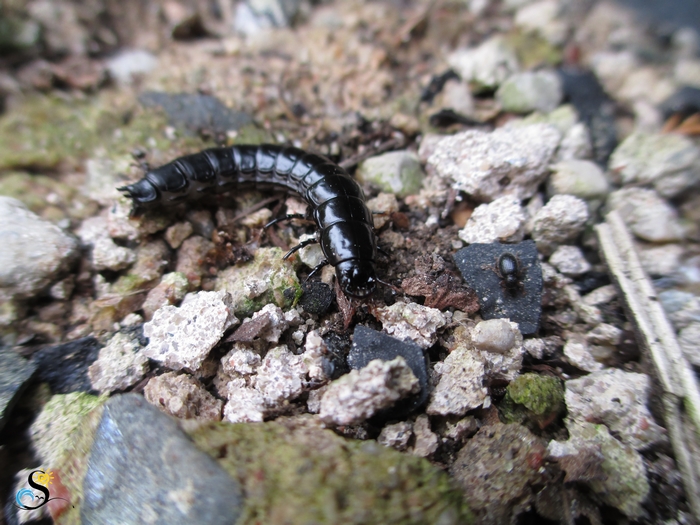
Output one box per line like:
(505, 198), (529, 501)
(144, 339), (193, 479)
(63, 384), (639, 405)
(0, 348), (37, 433)
(82, 394), (242, 525)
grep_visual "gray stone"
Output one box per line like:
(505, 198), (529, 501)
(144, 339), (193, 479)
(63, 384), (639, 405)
(0, 197), (78, 300)
(164, 221), (194, 249)
(91, 237), (136, 271)
(609, 132), (700, 198)
(411, 414), (439, 457)
(548, 420), (649, 518)
(0, 348), (37, 433)
(582, 284), (618, 306)
(607, 188), (684, 242)
(234, 0), (301, 35)
(139, 91), (253, 136)
(678, 322), (700, 367)
(88, 332), (149, 393)
(496, 70), (563, 113)
(556, 123), (594, 162)
(548, 245), (591, 276)
(471, 319), (518, 354)
(144, 372), (223, 421)
(565, 368), (665, 450)
(253, 345), (307, 406)
(106, 49), (158, 85)
(638, 242), (684, 277)
(81, 394), (242, 525)
(427, 345), (487, 416)
(531, 194), (589, 255)
(514, 0), (569, 45)
(427, 124), (560, 201)
(356, 150), (424, 198)
(458, 196), (526, 244)
(563, 333), (602, 372)
(378, 421), (413, 451)
(547, 160), (609, 200)
(447, 36), (520, 91)
(450, 423), (547, 525)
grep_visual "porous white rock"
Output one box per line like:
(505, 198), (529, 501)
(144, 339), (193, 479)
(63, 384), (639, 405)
(319, 357), (420, 426)
(371, 301), (448, 349)
(458, 196), (526, 244)
(88, 331), (149, 393)
(427, 124), (560, 201)
(531, 194), (589, 255)
(143, 291), (238, 371)
(565, 368), (665, 450)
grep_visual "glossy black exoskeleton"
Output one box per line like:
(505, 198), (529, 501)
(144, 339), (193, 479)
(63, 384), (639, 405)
(496, 252), (523, 295)
(118, 144), (378, 298)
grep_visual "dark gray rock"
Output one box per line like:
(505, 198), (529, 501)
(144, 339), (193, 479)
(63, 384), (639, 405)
(139, 91), (253, 135)
(299, 281), (334, 315)
(348, 325), (429, 416)
(454, 241), (543, 335)
(82, 394), (242, 525)
(33, 336), (101, 394)
(558, 68), (617, 165)
(0, 348), (37, 433)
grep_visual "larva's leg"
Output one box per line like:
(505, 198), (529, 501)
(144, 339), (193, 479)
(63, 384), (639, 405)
(305, 260), (329, 281)
(283, 238), (319, 259)
(264, 214), (306, 229)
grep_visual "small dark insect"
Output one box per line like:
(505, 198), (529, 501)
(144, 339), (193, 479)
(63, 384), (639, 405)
(118, 144), (381, 298)
(496, 252), (524, 295)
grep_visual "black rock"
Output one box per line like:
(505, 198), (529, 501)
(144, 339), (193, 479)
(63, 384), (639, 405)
(139, 91), (253, 136)
(558, 67), (617, 166)
(454, 241), (543, 335)
(32, 337), (101, 394)
(348, 325), (429, 417)
(82, 394), (242, 525)
(660, 86), (700, 120)
(299, 281), (334, 315)
(0, 348), (37, 433)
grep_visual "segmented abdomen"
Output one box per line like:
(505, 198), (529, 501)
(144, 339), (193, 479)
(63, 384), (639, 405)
(119, 144), (377, 270)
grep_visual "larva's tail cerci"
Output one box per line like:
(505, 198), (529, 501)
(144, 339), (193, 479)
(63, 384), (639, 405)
(119, 144), (379, 298)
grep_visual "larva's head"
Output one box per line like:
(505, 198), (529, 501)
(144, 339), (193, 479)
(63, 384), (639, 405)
(335, 260), (377, 298)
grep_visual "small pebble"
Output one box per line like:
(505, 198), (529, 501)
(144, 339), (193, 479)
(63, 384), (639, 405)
(378, 421), (413, 451)
(548, 245), (591, 276)
(547, 159), (609, 200)
(496, 70), (563, 113)
(144, 371), (223, 421)
(531, 194), (589, 255)
(164, 221), (194, 249)
(447, 36), (520, 91)
(563, 333), (603, 372)
(88, 332), (149, 393)
(142, 291), (238, 371)
(607, 188), (684, 242)
(458, 196), (526, 244)
(319, 357), (420, 426)
(356, 150), (424, 198)
(370, 301), (447, 349)
(411, 414), (439, 458)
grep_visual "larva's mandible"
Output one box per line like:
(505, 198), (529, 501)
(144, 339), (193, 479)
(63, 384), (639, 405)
(119, 144), (379, 298)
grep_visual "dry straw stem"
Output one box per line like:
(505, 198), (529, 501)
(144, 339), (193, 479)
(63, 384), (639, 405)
(596, 211), (700, 519)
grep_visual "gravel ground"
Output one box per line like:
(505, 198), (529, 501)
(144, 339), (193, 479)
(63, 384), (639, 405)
(1, 1), (700, 524)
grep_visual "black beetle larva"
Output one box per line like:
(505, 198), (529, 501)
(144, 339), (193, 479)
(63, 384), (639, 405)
(118, 144), (379, 298)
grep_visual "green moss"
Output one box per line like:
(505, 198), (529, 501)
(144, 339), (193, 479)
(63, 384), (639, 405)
(216, 247), (302, 318)
(0, 93), (211, 173)
(30, 393), (108, 525)
(504, 31), (562, 69)
(0, 171), (98, 219)
(232, 124), (275, 146)
(500, 373), (564, 428)
(188, 420), (473, 525)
